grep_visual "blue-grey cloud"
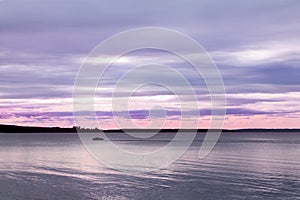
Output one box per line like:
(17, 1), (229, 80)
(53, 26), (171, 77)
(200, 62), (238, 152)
(1, 0), (300, 127)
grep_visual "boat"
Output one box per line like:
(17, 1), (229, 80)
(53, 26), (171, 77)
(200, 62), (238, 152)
(92, 137), (104, 141)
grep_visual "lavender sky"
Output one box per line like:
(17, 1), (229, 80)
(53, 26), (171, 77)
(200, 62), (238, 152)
(0, 0), (299, 129)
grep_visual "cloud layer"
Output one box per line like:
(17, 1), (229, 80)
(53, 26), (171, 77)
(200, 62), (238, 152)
(0, 0), (299, 128)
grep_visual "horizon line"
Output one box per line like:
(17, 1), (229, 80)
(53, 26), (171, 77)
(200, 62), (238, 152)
(1, 124), (300, 133)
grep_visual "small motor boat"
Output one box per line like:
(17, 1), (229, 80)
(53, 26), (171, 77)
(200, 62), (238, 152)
(92, 137), (104, 141)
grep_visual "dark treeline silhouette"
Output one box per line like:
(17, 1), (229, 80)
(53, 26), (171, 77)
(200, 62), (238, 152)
(0, 124), (77, 133)
(0, 124), (299, 133)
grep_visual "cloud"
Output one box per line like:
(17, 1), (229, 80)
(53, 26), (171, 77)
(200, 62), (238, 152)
(210, 40), (300, 66)
(0, 0), (300, 128)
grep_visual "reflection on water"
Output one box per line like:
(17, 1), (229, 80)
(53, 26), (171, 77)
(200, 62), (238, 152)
(0, 132), (299, 200)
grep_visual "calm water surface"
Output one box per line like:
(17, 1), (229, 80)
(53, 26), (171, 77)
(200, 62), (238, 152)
(0, 132), (299, 200)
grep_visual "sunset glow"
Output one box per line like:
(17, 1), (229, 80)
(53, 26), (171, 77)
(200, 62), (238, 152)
(0, 1), (299, 129)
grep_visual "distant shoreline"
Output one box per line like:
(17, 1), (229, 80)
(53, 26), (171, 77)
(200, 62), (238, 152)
(0, 124), (299, 133)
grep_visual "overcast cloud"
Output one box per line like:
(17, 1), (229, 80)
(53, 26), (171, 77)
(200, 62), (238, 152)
(0, 0), (299, 128)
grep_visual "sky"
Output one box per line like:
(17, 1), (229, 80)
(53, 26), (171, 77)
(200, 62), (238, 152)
(0, 0), (300, 129)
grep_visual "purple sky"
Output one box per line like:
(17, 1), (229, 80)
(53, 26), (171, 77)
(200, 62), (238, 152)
(0, 0), (300, 129)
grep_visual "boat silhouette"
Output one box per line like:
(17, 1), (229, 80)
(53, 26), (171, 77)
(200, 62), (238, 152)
(92, 137), (104, 141)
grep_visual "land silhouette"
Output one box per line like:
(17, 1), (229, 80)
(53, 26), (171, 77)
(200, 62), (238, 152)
(0, 124), (299, 133)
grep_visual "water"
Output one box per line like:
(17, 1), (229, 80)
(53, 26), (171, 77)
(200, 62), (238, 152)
(0, 132), (300, 200)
